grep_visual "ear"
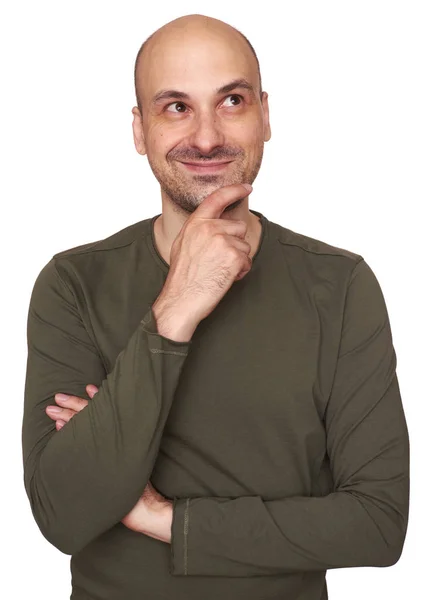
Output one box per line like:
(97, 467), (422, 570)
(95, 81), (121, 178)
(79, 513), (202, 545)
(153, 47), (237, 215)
(261, 92), (271, 142)
(131, 106), (147, 155)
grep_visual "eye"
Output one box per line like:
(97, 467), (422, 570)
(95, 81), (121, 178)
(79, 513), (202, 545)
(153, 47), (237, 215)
(222, 94), (243, 107)
(165, 101), (188, 113)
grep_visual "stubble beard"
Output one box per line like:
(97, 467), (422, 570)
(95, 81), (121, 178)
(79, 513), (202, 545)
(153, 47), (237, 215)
(147, 146), (264, 215)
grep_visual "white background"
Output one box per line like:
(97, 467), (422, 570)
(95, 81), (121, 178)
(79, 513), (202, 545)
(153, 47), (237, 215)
(1, 1), (426, 598)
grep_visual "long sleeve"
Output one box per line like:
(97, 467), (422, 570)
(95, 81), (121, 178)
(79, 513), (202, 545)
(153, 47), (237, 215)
(170, 258), (410, 577)
(22, 257), (191, 556)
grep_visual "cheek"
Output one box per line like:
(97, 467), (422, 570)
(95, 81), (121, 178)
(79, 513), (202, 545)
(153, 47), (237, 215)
(247, 115), (265, 141)
(146, 126), (182, 161)
(147, 131), (166, 154)
(233, 114), (264, 146)
(238, 133), (264, 162)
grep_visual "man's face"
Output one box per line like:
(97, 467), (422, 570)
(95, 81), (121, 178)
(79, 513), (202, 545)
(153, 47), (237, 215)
(133, 28), (271, 214)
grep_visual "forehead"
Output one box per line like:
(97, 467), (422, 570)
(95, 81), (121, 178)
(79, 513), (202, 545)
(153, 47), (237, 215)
(139, 31), (258, 103)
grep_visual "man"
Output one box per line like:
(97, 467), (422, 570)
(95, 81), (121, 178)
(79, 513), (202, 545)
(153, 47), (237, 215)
(22, 13), (410, 600)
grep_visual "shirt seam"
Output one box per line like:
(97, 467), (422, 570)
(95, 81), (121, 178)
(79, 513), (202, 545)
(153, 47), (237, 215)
(184, 498), (190, 575)
(150, 348), (188, 356)
(52, 226), (148, 259)
(278, 238), (364, 260)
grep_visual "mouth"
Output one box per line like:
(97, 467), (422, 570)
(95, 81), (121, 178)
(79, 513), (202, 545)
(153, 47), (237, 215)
(178, 160), (233, 174)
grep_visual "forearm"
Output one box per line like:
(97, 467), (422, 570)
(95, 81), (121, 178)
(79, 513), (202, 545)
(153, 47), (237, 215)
(171, 462), (408, 576)
(24, 307), (190, 556)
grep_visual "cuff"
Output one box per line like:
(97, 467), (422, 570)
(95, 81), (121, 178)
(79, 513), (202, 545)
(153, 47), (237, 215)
(140, 307), (192, 352)
(170, 497), (191, 575)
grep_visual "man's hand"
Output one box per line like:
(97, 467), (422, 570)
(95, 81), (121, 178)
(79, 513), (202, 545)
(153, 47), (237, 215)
(45, 385), (173, 543)
(121, 479), (173, 544)
(46, 384), (95, 429)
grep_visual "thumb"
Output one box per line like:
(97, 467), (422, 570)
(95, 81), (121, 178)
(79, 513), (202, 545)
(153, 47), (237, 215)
(86, 384), (99, 399)
(191, 183), (252, 221)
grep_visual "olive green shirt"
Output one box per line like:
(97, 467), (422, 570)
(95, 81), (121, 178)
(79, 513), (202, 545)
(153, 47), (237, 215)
(22, 209), (409, 599)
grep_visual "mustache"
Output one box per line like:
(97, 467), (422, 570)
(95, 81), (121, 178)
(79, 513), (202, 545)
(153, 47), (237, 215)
(168, 147), (244, 162)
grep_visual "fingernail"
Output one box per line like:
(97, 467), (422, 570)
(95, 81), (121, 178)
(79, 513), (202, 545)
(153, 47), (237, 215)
(55, 394), (69, 402)
(243, 184), (252, 191)
(47, 406), (62, 413)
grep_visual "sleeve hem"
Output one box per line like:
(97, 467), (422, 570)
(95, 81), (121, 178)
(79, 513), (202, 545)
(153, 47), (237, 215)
(141, 307), (192, 350)
(170, 497), (190, 575)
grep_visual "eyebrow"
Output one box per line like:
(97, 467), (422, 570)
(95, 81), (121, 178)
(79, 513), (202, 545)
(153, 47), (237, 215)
(151, 78), (256, 105)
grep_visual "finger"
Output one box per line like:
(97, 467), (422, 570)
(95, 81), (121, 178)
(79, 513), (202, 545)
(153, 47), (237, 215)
(55, 393), (88, 411)
(46, 406), (78, 422)
(192, 183), (252, 220)
(210, 217), (249, 241)
(86, 384), (99, 399)
(56, 419), (66, 430)
(46, 405), (63, 420)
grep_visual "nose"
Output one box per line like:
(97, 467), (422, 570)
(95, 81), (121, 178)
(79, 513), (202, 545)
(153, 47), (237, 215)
(186, 110), (226, 156)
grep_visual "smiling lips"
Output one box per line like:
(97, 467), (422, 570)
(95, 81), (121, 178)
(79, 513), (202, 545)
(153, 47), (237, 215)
(179, 160), (233, 173)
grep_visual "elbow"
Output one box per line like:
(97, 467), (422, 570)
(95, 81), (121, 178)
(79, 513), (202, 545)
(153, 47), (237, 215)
(34, 523), (78, 556)
(40, 525), (85, 556)
(29, 501), (88, 556)
(24, 471), (86, 556)
(375, 544), (405, 568)
(378, 529), (407, 568)
(348, 482), (409, 568)
(373, 516), (408, 568)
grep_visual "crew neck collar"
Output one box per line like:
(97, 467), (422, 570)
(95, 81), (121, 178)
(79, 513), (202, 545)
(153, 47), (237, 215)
(147, 209), (269, 274)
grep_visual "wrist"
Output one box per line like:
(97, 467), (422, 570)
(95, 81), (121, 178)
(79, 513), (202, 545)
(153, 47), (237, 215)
(142, 502), (173, 544)
(152, 298), (197, 342)
(159, 502), (173, 544)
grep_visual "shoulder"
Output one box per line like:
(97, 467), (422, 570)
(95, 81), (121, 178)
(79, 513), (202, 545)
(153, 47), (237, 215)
(31, 218), (153, 297)
(266, 218), (390, 331)
(266, 218), (366, 293)
(268, 218), (389, 312)
(52, 218), (151, 260)
(269, 219), (363, 263)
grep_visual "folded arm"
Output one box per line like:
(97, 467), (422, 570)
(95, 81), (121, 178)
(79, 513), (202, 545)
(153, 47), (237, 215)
(22, 258), (191, 555)
(170, 259), (410, 576)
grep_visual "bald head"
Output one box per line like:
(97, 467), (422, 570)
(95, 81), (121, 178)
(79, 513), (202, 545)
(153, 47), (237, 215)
(134, 14), (262, 114)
